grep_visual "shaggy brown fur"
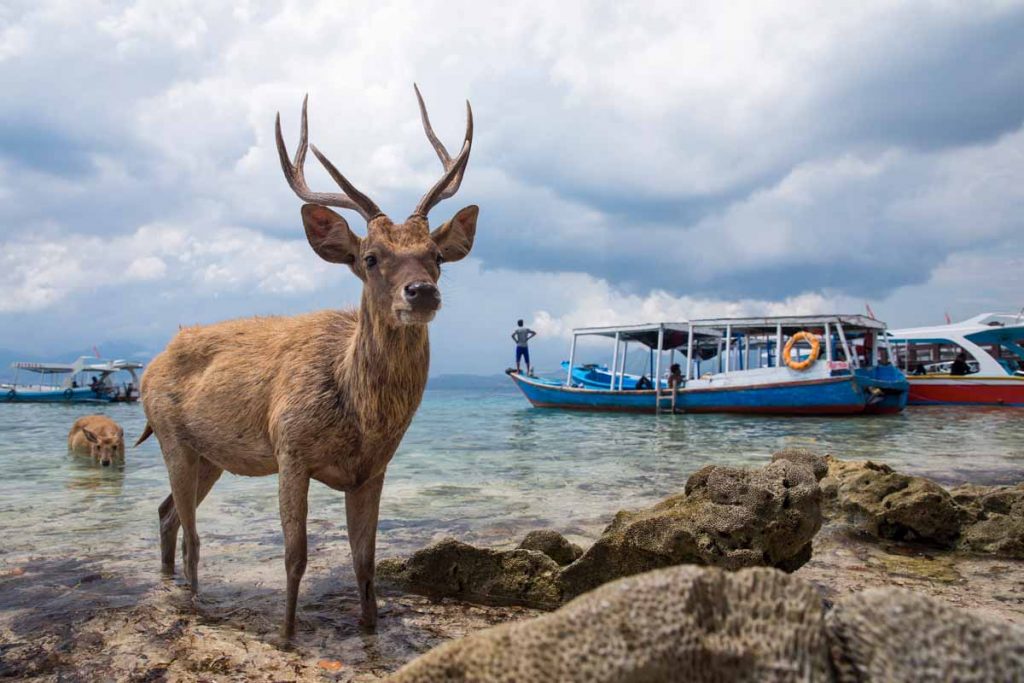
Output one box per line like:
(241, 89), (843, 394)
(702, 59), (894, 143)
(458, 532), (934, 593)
(68, 415), (124, 467)
(139, 89), (478, 639)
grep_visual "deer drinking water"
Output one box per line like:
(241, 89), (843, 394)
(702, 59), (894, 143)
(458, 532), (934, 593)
(138, 86), (477, 638)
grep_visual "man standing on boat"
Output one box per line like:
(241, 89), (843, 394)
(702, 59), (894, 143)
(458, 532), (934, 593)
(512, 320), (536, 375)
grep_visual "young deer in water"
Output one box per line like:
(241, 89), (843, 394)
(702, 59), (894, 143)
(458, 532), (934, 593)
(138, 86), (477, 638)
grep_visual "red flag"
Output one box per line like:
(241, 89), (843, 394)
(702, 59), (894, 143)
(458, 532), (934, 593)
(865, 303), (876, 320)
(93, 345), (100, 358)
(944, 311), (952, 325)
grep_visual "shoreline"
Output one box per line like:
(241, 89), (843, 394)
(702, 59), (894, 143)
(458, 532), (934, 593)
(3, 510), (1022, 680)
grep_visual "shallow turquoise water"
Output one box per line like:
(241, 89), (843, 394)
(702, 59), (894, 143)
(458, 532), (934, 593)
(1, 388), (1022, 592)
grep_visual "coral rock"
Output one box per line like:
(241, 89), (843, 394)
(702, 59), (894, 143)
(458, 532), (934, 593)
(950, 482), (1024, 558)
(827, 587), (1024, 681)
(517, 530), (582, 566)
(772, 448), (830, 481)
(376, 538), (563, 608)
(559, 459), (822, 598)
(388, 565), (833, 683)
(821, 457), (964, 546)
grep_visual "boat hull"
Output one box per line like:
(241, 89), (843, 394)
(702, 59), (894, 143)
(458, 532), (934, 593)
(0, 387), (117, 403)
(510, 370), (907, 416)
(905, 376), (1024, 406)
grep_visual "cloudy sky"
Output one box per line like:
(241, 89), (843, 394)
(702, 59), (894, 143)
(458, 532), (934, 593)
(1, 1), (1023, 374)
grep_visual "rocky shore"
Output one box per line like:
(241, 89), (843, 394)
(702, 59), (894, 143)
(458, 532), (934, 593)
(1, 451), (1022, 681)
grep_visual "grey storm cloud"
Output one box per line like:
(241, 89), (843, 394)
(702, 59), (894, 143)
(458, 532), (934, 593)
(1, 0), (1023, 368)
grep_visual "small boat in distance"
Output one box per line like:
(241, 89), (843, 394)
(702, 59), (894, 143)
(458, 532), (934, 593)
(510, 315), (909, 415)
(1, 357), (143, 403)
(887, 313), (1024, 406)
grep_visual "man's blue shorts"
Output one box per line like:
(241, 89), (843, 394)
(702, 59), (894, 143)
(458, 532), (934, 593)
(516, 346), (530, 366)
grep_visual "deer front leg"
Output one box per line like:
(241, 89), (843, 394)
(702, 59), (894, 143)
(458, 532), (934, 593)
(278, 457), (310, 640)
(346, 473), (385, 630)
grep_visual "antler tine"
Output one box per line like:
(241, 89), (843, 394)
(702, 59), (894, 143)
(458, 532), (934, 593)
(412, 87), (474, 218)
(434, 100), (473, 201)
(311, 145), (383, 220)
(414, 83), (451, 166)
(275, 95), (381, 222)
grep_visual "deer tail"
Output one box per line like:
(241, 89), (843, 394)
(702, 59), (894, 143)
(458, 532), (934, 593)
(134, 423), (154, 447)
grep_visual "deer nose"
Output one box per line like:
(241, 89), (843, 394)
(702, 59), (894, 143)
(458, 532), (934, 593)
(404, 282), (440, 309)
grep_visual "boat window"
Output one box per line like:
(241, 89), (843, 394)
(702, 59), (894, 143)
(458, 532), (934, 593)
(895, 341), (978, 375)
(977, 340), (1024, 372)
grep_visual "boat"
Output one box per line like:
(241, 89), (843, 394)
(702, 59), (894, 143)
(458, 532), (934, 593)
(0, 356), (143, 403)
(886, 313), (1024, 406)
(509, 315), (909, 415)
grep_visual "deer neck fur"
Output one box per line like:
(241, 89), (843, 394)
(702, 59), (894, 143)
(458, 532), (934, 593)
(337, 290), (430, 436)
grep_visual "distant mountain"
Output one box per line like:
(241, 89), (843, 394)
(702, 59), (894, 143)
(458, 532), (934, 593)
(1, 344), (517, 391)
(426, 373), (516, 391)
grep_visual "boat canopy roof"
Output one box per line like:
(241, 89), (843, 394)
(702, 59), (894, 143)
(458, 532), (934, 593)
(12, 357), (144, 374)
(888, 312), (1024, 343)
(571, 322), (694, 350)
(688, 314), (884, 331)
(572, 314), (886, 351)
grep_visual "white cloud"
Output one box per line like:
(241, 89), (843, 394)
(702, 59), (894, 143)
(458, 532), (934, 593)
(0, 218), (339, 313)
(1, 0), (1022, 371)
(125, 255), (167, 280)
(530, 286), (841, 341)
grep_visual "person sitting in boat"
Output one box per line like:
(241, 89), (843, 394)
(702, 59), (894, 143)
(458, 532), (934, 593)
(950, 352), (971, 376)
(668, 364), (683, 389)
(635, 375), (653, 390)
(89, 376), (101, 391)
(668, 363), (684, 412)
(912, 363), (927, 376)
(511, 320), (536, 375)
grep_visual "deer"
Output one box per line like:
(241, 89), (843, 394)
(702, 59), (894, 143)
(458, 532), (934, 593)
(68, 415), (125, 466)
(137, 85), (477, 639)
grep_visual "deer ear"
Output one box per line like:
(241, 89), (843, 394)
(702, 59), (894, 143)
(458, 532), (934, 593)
(301, 204), (362, 266)
(431, 205), (478, 263)
(82, 429), (98, 444)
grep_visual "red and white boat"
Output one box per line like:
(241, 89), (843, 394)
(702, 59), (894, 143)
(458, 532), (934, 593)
(887, 313), (1024, 406)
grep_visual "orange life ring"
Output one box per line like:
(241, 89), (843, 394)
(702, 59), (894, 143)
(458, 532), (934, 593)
(783, 331), (820, 371)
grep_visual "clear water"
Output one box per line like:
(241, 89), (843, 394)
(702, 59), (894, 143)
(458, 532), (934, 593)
(2, 388), (1023, 607)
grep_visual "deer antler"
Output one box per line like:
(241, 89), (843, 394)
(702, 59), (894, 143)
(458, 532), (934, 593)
(412, 84), (473, 218)
(275, 96), (383, 222)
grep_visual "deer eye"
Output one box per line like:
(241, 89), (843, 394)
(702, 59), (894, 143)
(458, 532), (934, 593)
(364, 254), (378, 269)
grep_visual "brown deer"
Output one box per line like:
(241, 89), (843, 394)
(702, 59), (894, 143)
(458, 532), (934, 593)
(137, 85), (477, 638)
(68, 415), (125, 466)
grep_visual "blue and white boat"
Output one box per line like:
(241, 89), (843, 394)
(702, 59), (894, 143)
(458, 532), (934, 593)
(510, 315), (908, 415)
(1, 357), (143, 403)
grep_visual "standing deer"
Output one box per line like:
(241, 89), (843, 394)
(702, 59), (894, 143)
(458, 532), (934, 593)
(138, 85), (477, 638)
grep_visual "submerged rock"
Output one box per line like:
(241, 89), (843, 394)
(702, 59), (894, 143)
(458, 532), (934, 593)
(827, 587), (1024, 681)
(377, 538), (563, 608)
(821, 457), (964, 546)
(388, 565), (833, 683)
(516, 530), (582, 566)
(560, 458), (823, 598)
(950, 482), (1024, 558)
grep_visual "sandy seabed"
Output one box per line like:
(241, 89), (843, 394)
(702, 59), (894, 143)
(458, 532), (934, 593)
(1, 517), (1023, 682)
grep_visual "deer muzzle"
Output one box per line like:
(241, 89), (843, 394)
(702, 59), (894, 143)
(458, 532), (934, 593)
(403, 282), (441, 312)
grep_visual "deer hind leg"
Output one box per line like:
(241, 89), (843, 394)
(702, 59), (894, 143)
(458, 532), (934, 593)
(346, 473), (385, 631)
(277, 457), (310, 640)
(160, 442), (204, 592)
(159, 457), (223, 575)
